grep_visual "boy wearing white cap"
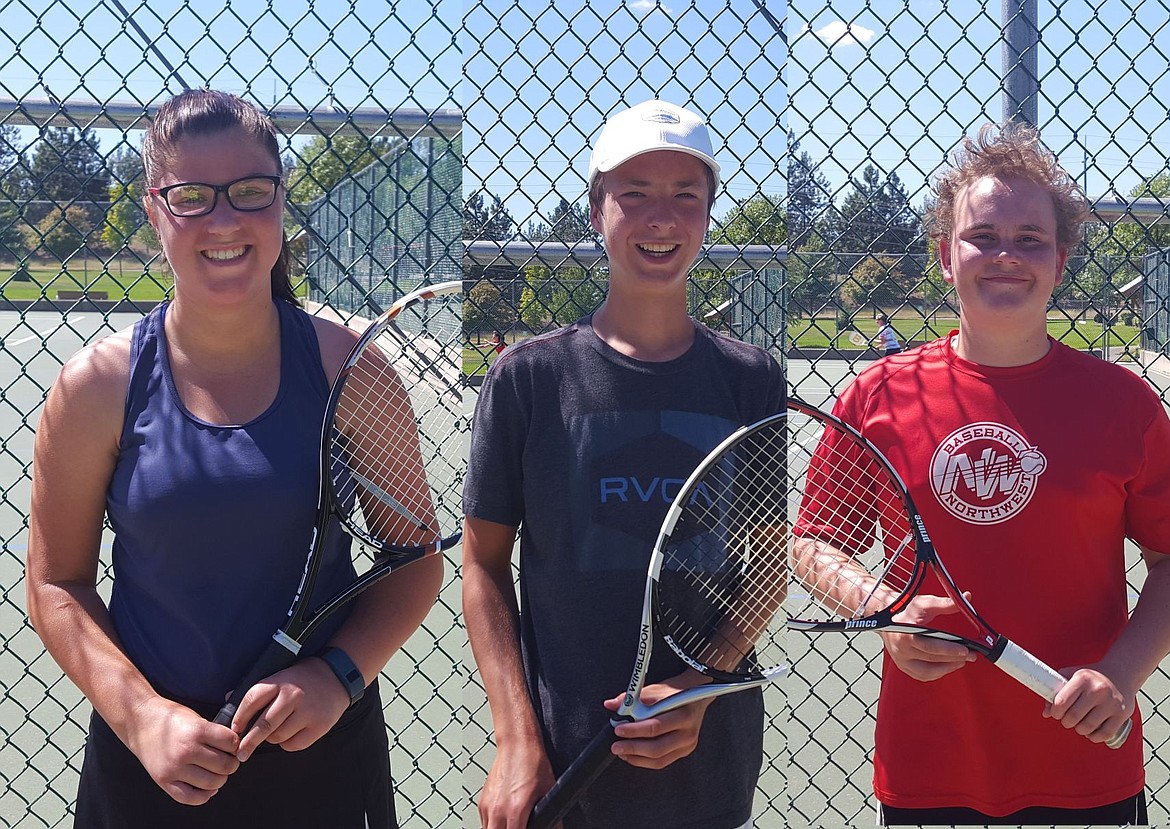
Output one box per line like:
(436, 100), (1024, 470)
(462, 100), (785, 828)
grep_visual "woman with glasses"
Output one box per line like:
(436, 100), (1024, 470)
(25, 89), (440, 828)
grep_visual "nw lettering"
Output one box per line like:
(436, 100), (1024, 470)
(938, 449), (1021, 501)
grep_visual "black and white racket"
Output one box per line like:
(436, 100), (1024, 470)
(213, 279), (464, 727)
(784, 397), (1131, 749)
(528, 416), (790, 829)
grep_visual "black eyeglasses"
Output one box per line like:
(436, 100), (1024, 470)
(149, 175), (283, 217)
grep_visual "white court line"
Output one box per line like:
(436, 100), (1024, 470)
(3, 315), (86, 347)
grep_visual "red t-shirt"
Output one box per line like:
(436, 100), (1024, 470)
(831, 334), (1170, 814)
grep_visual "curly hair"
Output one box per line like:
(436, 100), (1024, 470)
(143, 89), (297, 306)
(924, 122), (1089, 250)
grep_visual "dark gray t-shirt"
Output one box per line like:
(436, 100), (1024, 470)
(464, 316), (785, 829)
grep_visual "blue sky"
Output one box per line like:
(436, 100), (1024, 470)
(4, 0), (1163, 225)
(789, 0), (1170, 209)
(462, 0), (786, 230)
(0, 0), (784, 232)
(0, 0), (461, 155)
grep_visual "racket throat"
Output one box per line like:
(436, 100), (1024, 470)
(272, 629), (303, 656)
(983, 634), (1011, 663)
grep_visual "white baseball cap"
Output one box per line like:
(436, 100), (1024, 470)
(588, 100), (721, 191)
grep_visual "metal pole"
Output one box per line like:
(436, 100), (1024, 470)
(1002, 0), (1039, 127)
(108, 0), (191, 92)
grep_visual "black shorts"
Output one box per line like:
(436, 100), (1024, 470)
(879, 792), (1147, 826)
(74, 681), (396, 829)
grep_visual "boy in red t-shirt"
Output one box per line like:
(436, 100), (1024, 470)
(822, 123), (1170, 825)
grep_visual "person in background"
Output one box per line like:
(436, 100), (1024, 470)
(876, 313), (902, 356)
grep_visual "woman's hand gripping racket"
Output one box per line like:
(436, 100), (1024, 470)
(527, 416), (790, 829)
(784, 397), (1131, 749)
(213, 280), (464, 727)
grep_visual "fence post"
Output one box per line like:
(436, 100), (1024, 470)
(1002, 0), (1039, 127)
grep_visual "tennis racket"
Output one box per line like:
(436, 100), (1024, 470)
(213, 279), (465, 727)
(784, 397), (1131, 748)
(848, 330), (866, 347)
(528, 415), (790, 829)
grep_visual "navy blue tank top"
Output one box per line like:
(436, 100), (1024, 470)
(106, 301), (355, 703)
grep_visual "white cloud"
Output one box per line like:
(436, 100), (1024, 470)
(809, 20), (875, 49)
(629, 0), (675, 16)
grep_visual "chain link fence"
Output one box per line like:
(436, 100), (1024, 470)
(785, 1), (1170, 826)
(0, 1), (463, 826)
(6, 0), (1170, 827)
(461, 2), (786, 825)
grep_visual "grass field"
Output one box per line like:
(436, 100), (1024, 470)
(7, 263), (1142, 369)
(792, 314), (1141, 352)
(464, 314), (1144, 377)
(2, 260), (171, 301)
(1, 260), (310, 302)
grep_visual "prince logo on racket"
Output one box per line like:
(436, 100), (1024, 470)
(463, 100), (785, 829)
(790, 123), (1170, 827)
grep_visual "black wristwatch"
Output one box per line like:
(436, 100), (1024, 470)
(318, 646), (365, 705)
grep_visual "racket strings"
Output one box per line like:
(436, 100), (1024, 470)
(786, 411), (917, 624)
(329, 290), (463, 553)
(658, 423), (788, 677)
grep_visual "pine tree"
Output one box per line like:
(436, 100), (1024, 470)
(786, 137), (831, 249)
(463, 189), (515, 241)
(28, 126), (109, 205)
(829, 165), (919, 256)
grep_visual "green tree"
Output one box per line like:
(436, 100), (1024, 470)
(463, 189), (515, 241)
(517, 265), (601, 331)
(786, 136), (832, 249)
(26, 127), (110, 236)
(840, 254), (905, 310)
(0, 124), (27, 258)
(519, 276), (551, 332)
(106, 144), (144, 189)
(465, 280), (517, 335)
(1076, 174), (1170, 307)
(102, 180), (148, 265)
(786, 237), (840, 320)
(287, 134), (397, 204)
(711, 194), (786, 245)
(0, 123), (28, 199)
(829, 166), (919, 254)
(28, 126), (109, 204)
(547, 270), (604, 324)
(532, 198), (598, 245)
(26, 205), (99, 259)
(464, 189), (520, 306)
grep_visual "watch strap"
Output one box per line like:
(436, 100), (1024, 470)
(318, 646), (365, 704)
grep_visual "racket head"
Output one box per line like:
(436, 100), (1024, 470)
(848, 330), (866, 347)
(649, 412), (790, 685)
(324, 280), (464, 561)
(784, 398), (998, 653)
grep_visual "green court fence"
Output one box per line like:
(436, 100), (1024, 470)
(306, 134), (462, 317)
(784, 2), (1170, 826)
(7, 1), (1170, 827)
(0, 2), (464, 827)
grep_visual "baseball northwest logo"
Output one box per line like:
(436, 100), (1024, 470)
(929, 422), (1047, 525)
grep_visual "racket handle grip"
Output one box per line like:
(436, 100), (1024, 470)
(527, 721), (620, 829)
(212, 635), (300, 727)
(994, 639), (1131, 749)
